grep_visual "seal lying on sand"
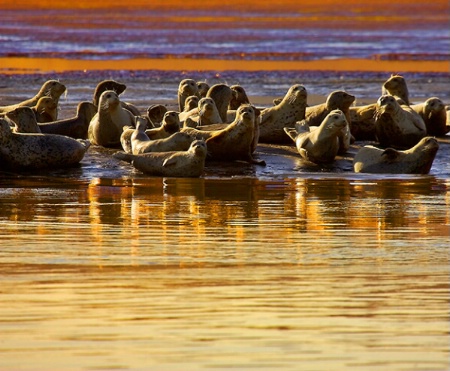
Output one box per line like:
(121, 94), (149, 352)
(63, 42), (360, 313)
(113, 139), (207, 177)
(32, 97), (58, 123)
(0, 118), (90, 170)
(92, 79), (140, 115)
(382, 74), (410, 105)
(258, 84), (308, 144)
(6, 106), (41, 133)
(374, 95), (427, 149)
(411, 97), (449, 136)
(88, 90), (136, 147)
(0, 80), (66, 117)
(353, 136), (439, 174)
(284, 109), (349, 164)
(304, 90), (355, 127)
(38, 101), (97, 139)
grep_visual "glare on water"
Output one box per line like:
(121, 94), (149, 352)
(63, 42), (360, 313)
(0, 176), (449, 370)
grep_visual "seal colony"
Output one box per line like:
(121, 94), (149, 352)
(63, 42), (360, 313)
(0, 74), (448, 176)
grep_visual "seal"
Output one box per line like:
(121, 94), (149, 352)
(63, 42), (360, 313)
(0, 80), (66, 116)
(284, 109), (349, 164)
(178, 79), (199, 112)
(205, 104), (265, 165)
(113, 139), (207, 177)
(183, 95), (200, 112)
(382, 74), (410, 105)
(32, 97), (58, 123)
(411, 97), (449, 136)
(229, 84), (251, 110)
(120, 116), (148, 153)
(133, 131), (194, 155)
(206, 83), (235, 123)
(197, 81), (210, 98)
(38, 101), (97, 139)
(146, 111), (181, 140)
(353, 136), (439, 174)
(258, 84), (308, 144)
(88, 90), (136, 147)
(92, 79), (140, 116)
(304, 90), (355, 127)
(374, 95), (427, 149)
(5, 106), (41, 133)
(194, 97), (223, 127)
(0, 118), (90, 170)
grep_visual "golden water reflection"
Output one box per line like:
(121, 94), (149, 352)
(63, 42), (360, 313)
(0, 176), (449, 370)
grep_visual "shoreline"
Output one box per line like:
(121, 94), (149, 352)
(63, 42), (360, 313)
(1, 57), (449, 75)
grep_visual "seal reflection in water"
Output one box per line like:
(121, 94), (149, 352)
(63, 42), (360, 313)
(0, 118), (90, 170)
(353, 136), (439, 174)
(284, 109), (349, 164)
(113, 139), (207, 178)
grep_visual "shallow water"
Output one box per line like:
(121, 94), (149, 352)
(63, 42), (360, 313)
(0, 175), (449, 370)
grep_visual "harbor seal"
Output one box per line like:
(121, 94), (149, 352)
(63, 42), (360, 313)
(0, 118), (90, 170)
(0, 80), (66, 116)
(132, 131), (194, 155)
(113, 139), (207, 177)
(146, 111), (181, 140)
(304, 90), (355, 127)
(353, 136), (439, 174)
(6, 106), (41, 133)
(38, 101), (97, 139)
(197, 81), (210, 98)
(284, 109), (349, 164)
(206, 83), (235, 123)
(374, 95), (427, 149)
(196, 97), (223, 126)
(92, 79), (140, 115)
(88, 90), (136, 147)
(120, 116), (148, 153)
(178, 79), (199, 111)
(349, 102), (377, 140)
(411, 97), (449, 136)
(146, 104), (167, 127)
(258, 84), (308, 144)
(229, 84), (251, 110)
(205, 104), (265, 165)
(382, 74), (410, 105)
(32, 97), (58, 123)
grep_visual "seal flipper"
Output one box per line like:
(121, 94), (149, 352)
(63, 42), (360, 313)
(283, 127), (298, 142)
(113, 151), (134, 163)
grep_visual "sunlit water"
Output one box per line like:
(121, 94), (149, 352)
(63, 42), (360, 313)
(1, 176), (449, 370)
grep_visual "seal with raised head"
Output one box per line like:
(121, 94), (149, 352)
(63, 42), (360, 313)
(178, 79), (199, 112)
(382, 74), (410, 105)
(38, 101), (97, 139)
(32, 97), (58, 123)
(88, 90), (136, 147)
(6, 106), (41, 133)
(374, 95), (427, 149)
(411, 97), (449, 136)
(284, 109), (349, 164)
(353, 136), (439, 174)
(304, 90), (355, 127)
(146, 111), (181, 140)
(113, 139), (207, 177)
(0, 80), (66, 116)
(120, 116), (148, 153)
(92, 79), (140, 115)
(146, 104), (167, 127)
(206, 83), (235, 123)
(191, 97), (223, 127)
(258, 84), (308, 144)
(229, 84), (251, 110)
(197, 81), (210, 98)
(205, 104), (265, 165)
(0, 118), (90, 170)
(349, 102), (378, 140)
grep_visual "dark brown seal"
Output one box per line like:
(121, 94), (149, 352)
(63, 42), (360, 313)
(206, 83), (235, 123)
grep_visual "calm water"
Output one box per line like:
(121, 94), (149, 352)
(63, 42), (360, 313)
(0, 175), (449, 370)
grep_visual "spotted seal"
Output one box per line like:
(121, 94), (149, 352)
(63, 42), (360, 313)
(374, 95), (427, 149)
(197, 81), (210, 98)
(349, 102), (378, 140)
(382, 74), (410, 105)
(113, 139), (207, 177)
(258, 84), (308, 144)
(0, 118), (90, 170)
(32, 97), (58, 123)
(38, 101), (97, 139)
(411, 97), (449, 136)
(284, 109), (349, 164)
(5, 106), (41, 133)
(353, 136), (439, 174)
(146, 111), (181, 140)
(0, 80), (66, 117)
(88, 90), (136, 147)
(206, 83), (235, 123)
(92, 79), (140, 115)
(229, 84), (251, 110)
(146, 104), (168, 127)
